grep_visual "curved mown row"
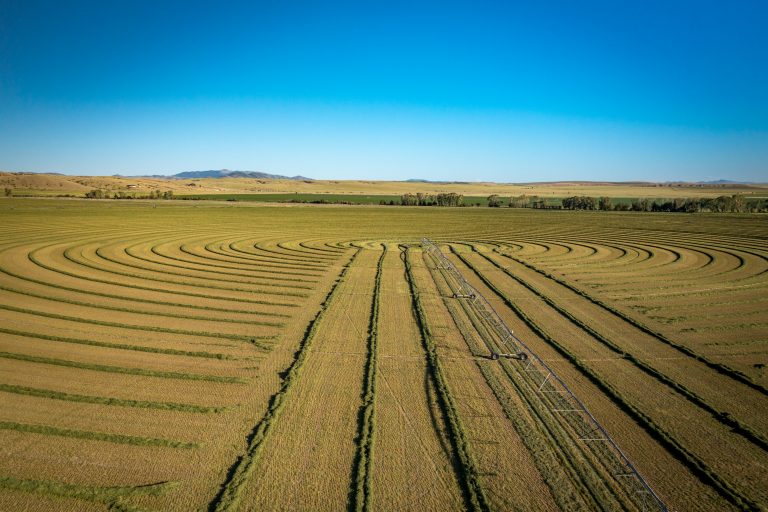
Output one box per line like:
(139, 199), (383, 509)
(0, 203), (764, 512)
(0, 214), (351, 511)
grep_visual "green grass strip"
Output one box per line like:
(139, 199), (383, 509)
(0, 351), (246, 383)
(0, 268), (297, 318)
(299, 240), (347, 256)
(0, 282), (289, 324)
(402, 247), (490, 512)
(0, 326), (235, 359)
(30, 247), (307, 299)
(0, 383), (224, 413)
(0, 303), (280, 345)
(91, 246), (313, 292)
(208, 242), (329, 270)
(0, 476), (176, 504)
(0, 421), (197, 448)
(103, 246), (314, 290)
(145, 244), (321, 283)
(351, 246), (385, 512)
(210, 249), (360, 512)
(19, 249), (299, 308)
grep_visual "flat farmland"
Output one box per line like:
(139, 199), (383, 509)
(0, 198), (766, 511)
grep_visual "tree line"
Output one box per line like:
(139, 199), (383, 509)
(392, 192), (765, 213)
(39, 188), (766, 213)
(397, 192), (464, 206)
(84, 189), (174, 200)
(557, 194), (764, 213)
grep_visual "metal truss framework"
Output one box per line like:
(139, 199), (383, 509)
(421, 238), (668, 512)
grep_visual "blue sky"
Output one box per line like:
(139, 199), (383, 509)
(1, 0), (766, 181)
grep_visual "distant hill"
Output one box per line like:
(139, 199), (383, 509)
(171, 170), (311, 180)
(404, 178), (473, 184)
(697, 179), (755, 185)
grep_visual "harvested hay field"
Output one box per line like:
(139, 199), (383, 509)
(0, 198), (765, 511)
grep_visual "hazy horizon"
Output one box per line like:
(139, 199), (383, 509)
(1, 1), (766, 182)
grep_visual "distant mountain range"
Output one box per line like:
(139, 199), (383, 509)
(404, 178), (472, 184)
(4, 170), (763, 185)
(169, 170), (311, 180)
(108, 169), (311, 180)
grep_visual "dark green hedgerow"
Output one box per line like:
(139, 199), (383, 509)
(350, 245), (385, 512)
(452, 249), (761, 511)
(210, 249), (360, 512)
(472, 249), (768, 452)
(0, 383), (224, 413)
(401, 247), (490, 512)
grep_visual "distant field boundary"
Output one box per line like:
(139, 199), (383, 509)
(173, 193), (767, 211)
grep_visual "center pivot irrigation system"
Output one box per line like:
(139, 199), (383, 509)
(421, 239), (668, 512)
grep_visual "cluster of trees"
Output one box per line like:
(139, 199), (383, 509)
(559, 196), (614, 210)
(557, 194), (763, 213)
(619, 195), (757, 213)
(84, 189), (174, 200)
(146, 189), (174, 199)
(509, 194), (552, 208)
(487, 194), (503, 207)
(561, 196), (599, 210)
(399, 192), (464, 206)
(3, 188), (11, 197)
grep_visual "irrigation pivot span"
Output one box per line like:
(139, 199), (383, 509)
(421, 239), (668, 512)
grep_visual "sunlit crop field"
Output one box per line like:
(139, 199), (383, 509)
(0, 198), (765, 511)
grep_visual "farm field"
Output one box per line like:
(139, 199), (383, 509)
(0, 198), (766, 511)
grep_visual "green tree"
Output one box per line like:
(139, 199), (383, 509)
(487, 194), (502, 207)
(731, 194), (745, 213)
(508, 195), (527, 208)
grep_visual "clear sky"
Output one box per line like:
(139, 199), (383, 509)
(1, 0), (766, 181)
